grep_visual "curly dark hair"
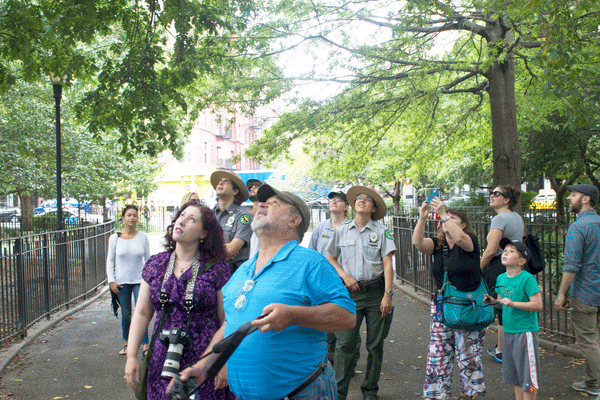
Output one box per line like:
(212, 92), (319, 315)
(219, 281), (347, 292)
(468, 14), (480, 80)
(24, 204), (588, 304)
(164, 202), (226, 263)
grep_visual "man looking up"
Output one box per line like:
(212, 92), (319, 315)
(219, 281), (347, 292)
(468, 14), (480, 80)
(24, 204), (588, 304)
(554, 184), (600, 399)
(328, 185), (396, 400)
(210, 170), (252, 273)
(177, 184), (356, 400)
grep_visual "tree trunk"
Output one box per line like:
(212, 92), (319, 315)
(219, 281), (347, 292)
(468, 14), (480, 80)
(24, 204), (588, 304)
(485, 25), (521, 201)
(19, 192), (33, 231)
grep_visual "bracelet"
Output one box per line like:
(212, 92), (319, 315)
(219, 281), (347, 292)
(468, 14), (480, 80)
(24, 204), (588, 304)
(441, 215), (451, 223)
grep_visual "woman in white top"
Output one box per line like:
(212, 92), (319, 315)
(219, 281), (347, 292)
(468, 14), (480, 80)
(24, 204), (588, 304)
(106, 205), (150, 355)
(480, 185), (524, 363)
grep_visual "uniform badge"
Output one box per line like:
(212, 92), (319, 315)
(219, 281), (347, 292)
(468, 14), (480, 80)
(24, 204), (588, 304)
(240, 215), (250, 225)
(385, 229), (393, 240)
(369, 232), (378, 246)
(226, 216), (235, 227)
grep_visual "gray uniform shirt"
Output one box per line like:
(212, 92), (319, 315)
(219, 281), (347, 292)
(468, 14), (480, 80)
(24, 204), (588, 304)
(309, 218), (350, 258)
(488, 211), (524, 256)
(327, 219), (397, 281)
(214, 203), (253, 265)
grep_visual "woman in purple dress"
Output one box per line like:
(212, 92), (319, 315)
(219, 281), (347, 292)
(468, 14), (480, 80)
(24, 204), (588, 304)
(124, 201), (234, 400)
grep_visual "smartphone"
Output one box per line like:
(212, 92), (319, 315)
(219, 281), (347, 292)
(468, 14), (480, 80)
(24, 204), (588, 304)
(427, 188), (440, 203)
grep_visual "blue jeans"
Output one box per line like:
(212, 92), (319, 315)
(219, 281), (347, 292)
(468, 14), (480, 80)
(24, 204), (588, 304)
(117, 284), (148, 344)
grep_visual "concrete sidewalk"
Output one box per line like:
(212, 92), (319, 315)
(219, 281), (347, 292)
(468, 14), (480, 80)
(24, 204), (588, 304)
(0, 280), (589, 400)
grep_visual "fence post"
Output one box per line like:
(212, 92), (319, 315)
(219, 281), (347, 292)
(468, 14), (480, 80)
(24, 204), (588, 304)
(43, 233), (50, 319)
(15, 237), (27, 338)
(80, 228), (86, 297)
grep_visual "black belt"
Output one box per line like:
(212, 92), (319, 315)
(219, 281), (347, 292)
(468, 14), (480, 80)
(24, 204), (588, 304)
(357, 274), (384, 292)
(279, 357), (328, 400)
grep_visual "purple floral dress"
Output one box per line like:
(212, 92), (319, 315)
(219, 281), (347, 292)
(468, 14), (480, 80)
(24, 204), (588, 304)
(142, 251), (235, 400)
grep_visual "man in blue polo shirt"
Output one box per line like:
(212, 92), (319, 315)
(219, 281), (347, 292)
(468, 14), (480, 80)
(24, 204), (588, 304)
(555, 184), (600, 399)
(178, 184), (356, 400)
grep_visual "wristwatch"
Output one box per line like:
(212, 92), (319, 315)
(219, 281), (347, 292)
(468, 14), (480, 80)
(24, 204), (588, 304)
(441, 215), (451, 223)
(385, 290), (394, 296)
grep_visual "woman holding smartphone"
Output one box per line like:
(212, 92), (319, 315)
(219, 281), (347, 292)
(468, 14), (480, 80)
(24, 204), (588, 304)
(413, 198), (485, 400)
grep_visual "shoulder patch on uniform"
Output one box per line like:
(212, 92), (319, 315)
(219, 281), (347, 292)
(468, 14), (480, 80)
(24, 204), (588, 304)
(240, 215), (250, 225)
(385, 229), (393, 239)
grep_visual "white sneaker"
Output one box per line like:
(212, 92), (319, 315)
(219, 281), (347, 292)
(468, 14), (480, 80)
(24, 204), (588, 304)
(572, 381), (600, 396)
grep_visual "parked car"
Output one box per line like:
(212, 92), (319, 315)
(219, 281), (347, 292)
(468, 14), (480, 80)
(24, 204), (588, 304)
(0, 207), (20, 222)
(35, 209), (90, 224)
(529, 193), (556, 209)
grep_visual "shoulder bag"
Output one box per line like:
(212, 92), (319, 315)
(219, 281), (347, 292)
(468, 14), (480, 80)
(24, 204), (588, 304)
(440, 245), (494, 331)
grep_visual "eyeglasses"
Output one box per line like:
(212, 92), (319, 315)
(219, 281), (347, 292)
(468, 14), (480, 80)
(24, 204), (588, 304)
(329, 198), (345, 203)
(356, 195), (374, 203)
(490, 191), (507, 198)
(234, 279), (256, 311)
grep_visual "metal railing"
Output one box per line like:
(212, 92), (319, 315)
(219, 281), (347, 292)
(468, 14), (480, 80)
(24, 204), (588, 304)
(389, 207), (574, 342)
(0, 221), (114, 345)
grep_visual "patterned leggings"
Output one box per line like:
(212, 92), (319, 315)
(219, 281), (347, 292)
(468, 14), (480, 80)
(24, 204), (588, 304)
(423, 300), (486, 399)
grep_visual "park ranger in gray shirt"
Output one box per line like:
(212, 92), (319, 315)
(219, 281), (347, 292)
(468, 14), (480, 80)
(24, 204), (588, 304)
(210, 170), (253, 273)
(327, 185), (396, 400)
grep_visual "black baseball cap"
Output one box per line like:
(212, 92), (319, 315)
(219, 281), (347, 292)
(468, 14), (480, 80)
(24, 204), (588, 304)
(327, 191), (348, 203)
(499, 238), (531, 262)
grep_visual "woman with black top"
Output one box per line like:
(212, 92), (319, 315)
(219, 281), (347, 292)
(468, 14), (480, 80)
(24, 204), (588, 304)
(412, 198), (485, 400)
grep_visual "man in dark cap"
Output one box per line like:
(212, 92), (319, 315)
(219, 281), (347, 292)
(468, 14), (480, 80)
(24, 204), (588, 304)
(555, 184), (600, 398)
(178, 184), (356, 400)
(210, 170), (253, 273)
(246, 179), (264, 256)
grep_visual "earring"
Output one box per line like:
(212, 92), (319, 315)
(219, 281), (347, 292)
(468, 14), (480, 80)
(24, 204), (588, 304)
(200, 239), (204, 243)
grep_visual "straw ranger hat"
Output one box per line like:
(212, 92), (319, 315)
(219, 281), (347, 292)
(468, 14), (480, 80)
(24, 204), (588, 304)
(210, 170), (249, 202)
(347, 185), (387, 220)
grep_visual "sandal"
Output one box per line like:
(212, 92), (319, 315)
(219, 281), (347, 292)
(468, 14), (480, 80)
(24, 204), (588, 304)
(118, 345), (127, 355)
(142, 349), (149, 357)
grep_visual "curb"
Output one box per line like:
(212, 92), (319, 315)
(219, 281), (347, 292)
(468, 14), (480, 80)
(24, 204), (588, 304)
(393, 279), (583, 359)
(0, 286), (110, 374)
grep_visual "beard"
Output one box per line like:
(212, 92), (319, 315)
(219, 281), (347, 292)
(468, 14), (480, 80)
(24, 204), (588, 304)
(569, 198), (582, 214)
(251, 214), (286, 236)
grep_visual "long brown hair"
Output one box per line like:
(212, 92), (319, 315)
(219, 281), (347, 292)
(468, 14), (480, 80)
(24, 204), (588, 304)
(434, 209), (475, 250)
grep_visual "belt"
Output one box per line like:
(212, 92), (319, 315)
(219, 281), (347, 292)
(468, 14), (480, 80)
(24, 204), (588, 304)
(357, 274), (384, 292)
(279, 357), (328, 400)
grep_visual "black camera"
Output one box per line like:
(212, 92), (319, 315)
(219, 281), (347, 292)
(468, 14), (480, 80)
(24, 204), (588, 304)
(160, 327), (190, 380)
(169, 375), (198, 400)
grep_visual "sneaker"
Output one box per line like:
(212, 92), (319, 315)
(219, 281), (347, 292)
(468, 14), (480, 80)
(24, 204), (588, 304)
(486, 346), (502, 363)
(572, 381), (600, 396)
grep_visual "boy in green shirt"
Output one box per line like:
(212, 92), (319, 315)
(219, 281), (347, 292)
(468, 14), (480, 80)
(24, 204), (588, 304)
(485, 238), (543, 400)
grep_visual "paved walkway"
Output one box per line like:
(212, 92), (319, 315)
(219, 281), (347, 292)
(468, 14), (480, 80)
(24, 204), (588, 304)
(0, 233), (591, 399)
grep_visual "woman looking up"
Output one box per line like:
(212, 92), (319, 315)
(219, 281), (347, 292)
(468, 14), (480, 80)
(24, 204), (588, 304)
(480, 185), (524, 363)
(412, 198), (485, 400)
(106, 205), (150, 355)
(124, 202), (234, 400)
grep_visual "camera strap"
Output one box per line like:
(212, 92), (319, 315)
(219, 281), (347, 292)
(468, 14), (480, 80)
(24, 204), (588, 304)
(159, 251), (215, 331)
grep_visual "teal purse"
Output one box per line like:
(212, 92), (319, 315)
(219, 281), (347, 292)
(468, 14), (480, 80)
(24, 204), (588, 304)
(441, 272), (494, 331)
(440, 244), (494, 331)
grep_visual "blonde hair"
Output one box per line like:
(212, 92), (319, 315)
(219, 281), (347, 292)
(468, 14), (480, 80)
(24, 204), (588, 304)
(181, 192), (199, 206)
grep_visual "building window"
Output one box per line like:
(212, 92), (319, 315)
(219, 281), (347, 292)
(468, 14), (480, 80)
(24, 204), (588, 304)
(203, 142), (208, 164)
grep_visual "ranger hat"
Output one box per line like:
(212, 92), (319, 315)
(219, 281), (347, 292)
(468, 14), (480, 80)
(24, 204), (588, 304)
(210, 170), (249, 202)
(327, 191), (348, 204)
(256, 185), (311, 236)
(499, 238), (531, 262)
(347, 186), (387, 220)
(246, 179), (264, 190)
(566, 184), (599, 204)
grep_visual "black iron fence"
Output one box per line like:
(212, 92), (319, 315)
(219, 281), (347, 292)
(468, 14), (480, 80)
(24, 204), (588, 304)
(389, 207), (575, 342)
(0, 221), (114, 345)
